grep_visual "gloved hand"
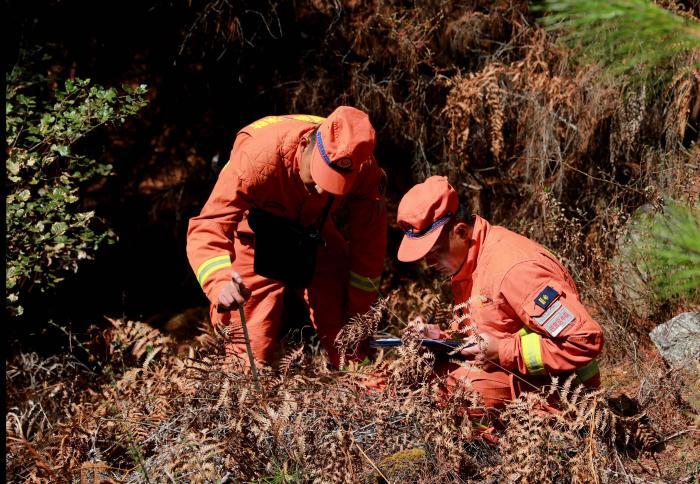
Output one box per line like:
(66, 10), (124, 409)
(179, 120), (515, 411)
(217, 270), (252, 312)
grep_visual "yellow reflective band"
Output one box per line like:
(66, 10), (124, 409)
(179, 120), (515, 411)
(250, 115), (325, 129)
(289, 114), (325, 123)
(520, 331), (546, 375)
(196, 255), (231, 286)
(250, 116), (284, 129)
(349, 271), (380, 292)
(575, 359), (599, 383)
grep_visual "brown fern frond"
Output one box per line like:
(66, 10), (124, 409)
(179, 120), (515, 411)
(335, 297), (388, 368)
(279, 345), (306, 379)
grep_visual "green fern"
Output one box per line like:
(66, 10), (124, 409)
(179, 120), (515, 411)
(633, 201), (700, 301)
(538, 0), (700, 83)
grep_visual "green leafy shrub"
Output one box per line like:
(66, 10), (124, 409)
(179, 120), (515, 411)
(6, 66), (147, 316)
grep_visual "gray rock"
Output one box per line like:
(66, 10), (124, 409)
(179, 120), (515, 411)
(650, 312), (700, 366)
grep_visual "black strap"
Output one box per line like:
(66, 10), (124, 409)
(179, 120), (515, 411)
(315, 195), (334, 231)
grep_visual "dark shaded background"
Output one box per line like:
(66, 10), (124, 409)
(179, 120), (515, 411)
(6, 0), (422, 349)
(6, 0), (698, 353)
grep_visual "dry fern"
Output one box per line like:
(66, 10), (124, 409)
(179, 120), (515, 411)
(5, 306), (689, 482)
(335, 297), (388, 368)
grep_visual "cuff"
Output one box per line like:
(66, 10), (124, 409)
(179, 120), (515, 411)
(498, 334), (519, 371)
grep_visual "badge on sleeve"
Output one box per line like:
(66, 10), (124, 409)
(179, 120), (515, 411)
(534, 286), (559, 310)
(543, 304), (575, 337)
(534, 300), (561, 325)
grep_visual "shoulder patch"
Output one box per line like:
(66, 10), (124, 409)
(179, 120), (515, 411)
(534, 286), (559, 310)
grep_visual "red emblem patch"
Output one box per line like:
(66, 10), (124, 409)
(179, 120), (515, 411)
(543, 305), (575, 337)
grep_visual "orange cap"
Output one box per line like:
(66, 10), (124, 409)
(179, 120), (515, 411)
(310, 106), (376, 195)
(397, 176), (458, 262)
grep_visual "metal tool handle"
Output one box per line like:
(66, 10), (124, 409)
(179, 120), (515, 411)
(239, 307), (263, 394)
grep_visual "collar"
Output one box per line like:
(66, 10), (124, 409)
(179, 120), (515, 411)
(292, 132), (310, 173)
(451, 214), (490, 283)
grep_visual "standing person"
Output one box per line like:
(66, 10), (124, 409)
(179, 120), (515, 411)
(187, 107), (387, 367)
(396, 176), (603, 408)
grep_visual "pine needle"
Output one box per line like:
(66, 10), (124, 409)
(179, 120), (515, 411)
(538, 0), (700, 85)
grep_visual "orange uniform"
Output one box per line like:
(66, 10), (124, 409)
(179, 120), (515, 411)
(187, 114), (387, 365)
(445, 215), (604, 406)
(397, 176), (603, 408)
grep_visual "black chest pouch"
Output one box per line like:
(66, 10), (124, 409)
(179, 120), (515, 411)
(247, 196), (333, 288)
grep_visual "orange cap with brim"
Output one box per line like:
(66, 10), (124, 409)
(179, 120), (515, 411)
(310, 106), (376, 195)
(397, 176), (458, 262)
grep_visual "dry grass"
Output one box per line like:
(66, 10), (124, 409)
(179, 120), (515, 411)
(6, 297), (697, 482)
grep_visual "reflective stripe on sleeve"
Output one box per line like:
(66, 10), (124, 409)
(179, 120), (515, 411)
(250, 116), (283, 129)
(574, 359), (599, 383)
(349, 271), (380, 292)
(289, 114), (326, 123)
(196, 255), (232, 287)
(519, 328), (546, 375)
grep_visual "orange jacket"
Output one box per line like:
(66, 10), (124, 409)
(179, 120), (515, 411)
(187, 114), (387, 318)
(450, 216), (604, 379)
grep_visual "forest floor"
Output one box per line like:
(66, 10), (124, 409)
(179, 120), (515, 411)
(6, 295), (700, 483)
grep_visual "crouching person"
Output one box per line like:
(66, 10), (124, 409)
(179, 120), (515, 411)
(396, 176), (604, 409)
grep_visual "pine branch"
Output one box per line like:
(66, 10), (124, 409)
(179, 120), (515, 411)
(633, 201), (700, 300)
(538, 0), (700, 83)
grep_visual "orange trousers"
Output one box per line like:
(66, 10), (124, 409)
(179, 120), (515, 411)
(438, 362), (515, 409)
(210, 230), (349, 367)
(438, 361), (601, 410)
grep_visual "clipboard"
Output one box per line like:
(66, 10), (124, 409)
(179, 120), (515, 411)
(369, 338), (475, 352)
